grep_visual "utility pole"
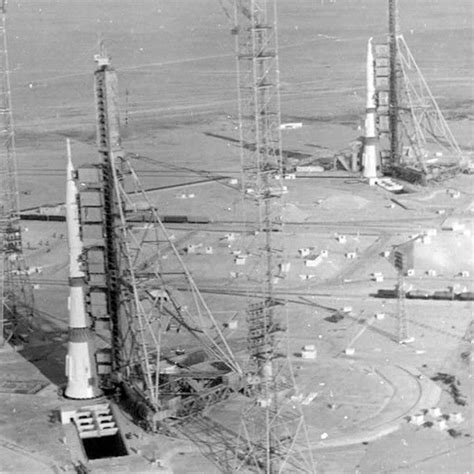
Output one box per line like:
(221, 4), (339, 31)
(0, 0), (33, 344)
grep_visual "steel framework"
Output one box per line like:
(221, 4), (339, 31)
(230, 1), (315, 472)
(394, 249), (409, 343)
(0, 0), (33, 344)
(377, 0), (464, 183)
(78, 47), (242, 428)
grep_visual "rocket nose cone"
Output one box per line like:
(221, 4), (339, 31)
(65, 139), (78, 209)
(66, 138), (74, 179)
(367, 37), (374, 59)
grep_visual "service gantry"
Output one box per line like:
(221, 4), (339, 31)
(374, 0), (464, 184)
(76, 45), (242, 429)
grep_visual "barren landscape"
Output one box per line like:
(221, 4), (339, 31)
(0, 0), (472, 473)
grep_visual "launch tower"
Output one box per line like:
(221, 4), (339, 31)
(367, 0), (465, 184)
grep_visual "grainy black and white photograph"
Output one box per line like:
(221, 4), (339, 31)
(0, 0), (472, 472)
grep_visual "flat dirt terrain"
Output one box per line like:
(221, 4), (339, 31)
(1, 0), (472, 473)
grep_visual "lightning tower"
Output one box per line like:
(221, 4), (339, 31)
(232, 1), (315, 471)
(0, 0), (33, 344)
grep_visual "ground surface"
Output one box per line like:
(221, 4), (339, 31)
(1, 0), (473, 473)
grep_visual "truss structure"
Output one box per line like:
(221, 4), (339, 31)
(393, 248), (409, 343)
(375, 0), (464, 183)
(395, 36), (464, 169)
(78, 49), (243, 428)
(396, 271), (408, 343)
(0, 1), (33, 344)
(228, 1), (315, 472)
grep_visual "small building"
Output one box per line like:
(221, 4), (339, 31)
(279, 262), (291, 273)
(187, 244), (200, 254)
(427, 269), (437, 277)
(428, 407), (442, 418)
(235, 255), (247, 265)
(434, 419), (448, 431)
(448, 413), (464, 424)
(205, 246), (214, 254)
(298, 248), (311, 258)
(408, 414), (425, 426)
(345, 252), (357, 259)
(301, 345), (317, 359)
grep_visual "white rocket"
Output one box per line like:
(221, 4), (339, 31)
(64, 139), (102, 399)
(362, 37), (378, 184)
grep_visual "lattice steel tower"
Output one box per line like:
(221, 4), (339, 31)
(0, 0), (33, 344)
(388, 0), (400, 168)
(76, 45), (241, 428)
(232, 1), (315, 472)
(375, 0), (464, 183)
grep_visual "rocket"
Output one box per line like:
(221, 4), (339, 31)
(362, 37), (378, 184)
(64, 139), (102, 399)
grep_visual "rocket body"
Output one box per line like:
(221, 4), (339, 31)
(64, 139), (102, 399)
(362, 37), (378, 183)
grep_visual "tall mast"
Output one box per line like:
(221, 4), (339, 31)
(233, 1), (314, 471)
(0, 0), (34, 344)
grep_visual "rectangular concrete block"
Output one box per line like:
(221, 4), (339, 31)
(434, 419), (448, 431)
(301, 349), (317, 359)
(298, 248), (311, 258)
(448, 413), (464, 423)
(409, 414), (425, 426)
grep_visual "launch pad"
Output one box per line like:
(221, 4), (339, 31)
(0, 0), (472, 473)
